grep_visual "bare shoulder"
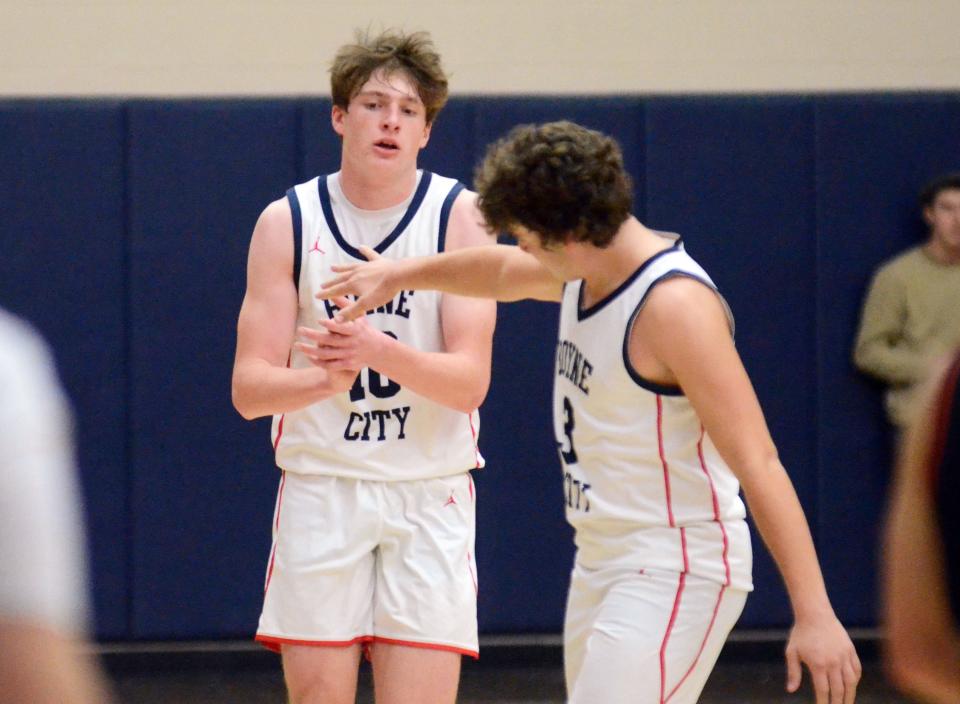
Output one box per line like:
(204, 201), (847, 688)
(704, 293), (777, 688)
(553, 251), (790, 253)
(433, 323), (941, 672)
(243, 197), (297, 291)
(248, 197), (294, 265)
(445, 188), (496, 250)
(254, 197), (293, 243)
(640, 276), (731, 342)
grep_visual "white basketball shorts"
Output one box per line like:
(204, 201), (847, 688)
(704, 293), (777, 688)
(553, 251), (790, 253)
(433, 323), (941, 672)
(256, 471), (479, 657)
(565, 563), (747, 704)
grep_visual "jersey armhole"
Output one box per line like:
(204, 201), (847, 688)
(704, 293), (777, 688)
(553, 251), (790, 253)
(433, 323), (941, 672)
(286, 187), (302, 292)
(621, 271), (733, 396)
(437, 181), (466, 253)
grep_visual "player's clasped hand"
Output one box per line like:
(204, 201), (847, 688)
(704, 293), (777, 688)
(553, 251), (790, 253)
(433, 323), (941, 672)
(319, 245), (401, 321)
(290, 295), (362, 390)
(785, 613), (862, 704)
(295, 315), (386, 373)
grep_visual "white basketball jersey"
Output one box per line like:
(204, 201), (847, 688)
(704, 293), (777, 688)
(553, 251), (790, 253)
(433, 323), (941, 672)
(554, 238), (752, 591)
(272, 170), (484, 481)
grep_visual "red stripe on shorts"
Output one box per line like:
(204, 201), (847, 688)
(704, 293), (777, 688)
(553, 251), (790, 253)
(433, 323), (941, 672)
(262, 471), (287, 594)
(467, 550), (478, 595)
(665, 584), (727, 702)
(659, 571), (687, 703)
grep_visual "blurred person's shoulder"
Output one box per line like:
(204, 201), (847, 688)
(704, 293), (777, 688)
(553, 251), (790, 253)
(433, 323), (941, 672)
(0, 309), (63, 416)
(0, 308), (51, 358)
(873, 245), (932, 283)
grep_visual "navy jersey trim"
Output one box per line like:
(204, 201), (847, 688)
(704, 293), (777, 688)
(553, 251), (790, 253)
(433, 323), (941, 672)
(317, 171), (434, 260)
(577, 240), (682, 321)
(621, 270), (721, 396)
(437, 181), (465, 253)
(286, 187), (303, 292)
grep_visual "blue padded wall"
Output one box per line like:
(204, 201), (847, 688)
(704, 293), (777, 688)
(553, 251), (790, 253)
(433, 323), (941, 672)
(0, 101), (129, 638)
(2, 92), (957, 643)
(474, 297), (568, 633)
(814, 94), (960, 624)
(300, 98), (342, 180)
(420, 98), (480, 184)
(126, 101), (299, 638)
(644, 97), (818, 626)
(474, 97), (647, 218)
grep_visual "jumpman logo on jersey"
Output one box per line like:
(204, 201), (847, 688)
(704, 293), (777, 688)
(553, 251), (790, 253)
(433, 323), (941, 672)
(444, 491), (457, 507)
(309, 236), (325, 255)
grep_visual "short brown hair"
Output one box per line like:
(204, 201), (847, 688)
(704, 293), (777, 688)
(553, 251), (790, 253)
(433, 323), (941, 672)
(330, 29), (449, 124)
(474, 121), (633, 248)
(919, 172), (960, 209)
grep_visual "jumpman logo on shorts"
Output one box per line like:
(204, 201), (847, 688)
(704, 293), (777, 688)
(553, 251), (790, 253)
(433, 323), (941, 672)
(444, 491), (457, 507)
(309, 237), (325, 255)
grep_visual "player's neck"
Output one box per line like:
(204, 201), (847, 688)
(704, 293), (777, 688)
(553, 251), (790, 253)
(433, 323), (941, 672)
(579, 218), (668, 305)
(338, 162), (419, 211)
(924, 237), (960, 266)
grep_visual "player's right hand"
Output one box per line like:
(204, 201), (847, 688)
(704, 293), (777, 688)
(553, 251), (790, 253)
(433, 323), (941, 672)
(785, 613), (861, 704)
(319, 245), (402, 321)
(293, 295), (362, 393)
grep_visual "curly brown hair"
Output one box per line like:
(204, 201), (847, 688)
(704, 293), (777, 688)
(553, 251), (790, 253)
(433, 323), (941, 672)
(330, 29), (449, 125)
(474, 121), (633, 248)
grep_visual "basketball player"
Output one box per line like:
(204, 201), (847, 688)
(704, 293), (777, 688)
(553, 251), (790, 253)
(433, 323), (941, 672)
(320, 121), (862, 704)
(231, 31), (496, 704)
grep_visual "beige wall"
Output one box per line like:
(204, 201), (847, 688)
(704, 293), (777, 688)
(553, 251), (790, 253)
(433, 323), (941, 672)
(3, 0), (959, 96)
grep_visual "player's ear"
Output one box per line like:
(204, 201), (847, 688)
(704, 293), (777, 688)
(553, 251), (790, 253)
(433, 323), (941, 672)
(332, 104), (346, 138)
(419, 121), (432, 149)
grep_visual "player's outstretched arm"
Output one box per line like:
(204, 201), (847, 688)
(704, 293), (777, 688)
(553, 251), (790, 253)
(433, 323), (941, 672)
(320, 243), (563, 322)
(637, 278), (861, 704)
(232, 199), (359, 419)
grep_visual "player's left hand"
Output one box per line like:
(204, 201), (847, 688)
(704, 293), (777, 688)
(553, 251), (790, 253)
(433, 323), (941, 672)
(293, 296), (377, 371)
(298, 315), (387, 372)
(785, 613), (861, 704)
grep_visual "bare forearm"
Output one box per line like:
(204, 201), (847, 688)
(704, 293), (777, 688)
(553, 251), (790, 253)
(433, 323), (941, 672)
(232, 360), (348, 420)
(742, 463), (833, 620)
(323, 244), (560, 322)
(392, 245), (521, 300)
